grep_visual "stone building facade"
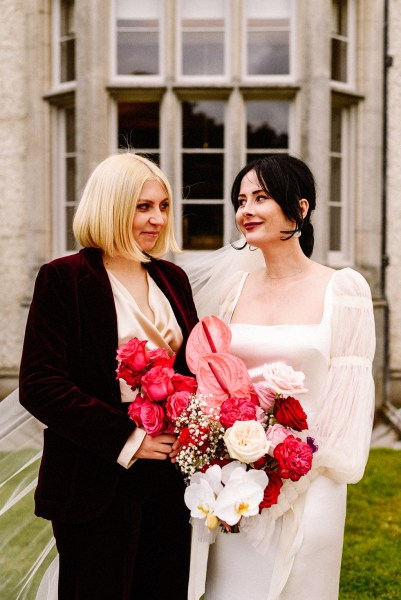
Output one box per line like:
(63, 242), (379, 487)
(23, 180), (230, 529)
(0, 0), (396, 408)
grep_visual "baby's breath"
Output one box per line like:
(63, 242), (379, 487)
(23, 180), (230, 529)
(175, 394), (226, 476)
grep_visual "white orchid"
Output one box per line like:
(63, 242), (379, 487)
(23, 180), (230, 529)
(190, 463), (224, 495)
(184, 467), (225, 530)
(214, 466), (268, 526)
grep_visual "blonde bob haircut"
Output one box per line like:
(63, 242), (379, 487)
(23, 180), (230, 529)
(73, 152), (181, 262)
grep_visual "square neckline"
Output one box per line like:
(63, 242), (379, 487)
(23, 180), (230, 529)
(228, 269), (339, 328)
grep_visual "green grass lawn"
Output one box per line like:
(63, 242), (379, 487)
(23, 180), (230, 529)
(1, 448), (400, 599)
(340, 448), (401, 599)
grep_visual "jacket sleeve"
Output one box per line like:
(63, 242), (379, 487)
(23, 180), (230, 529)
(19, 262), (136, 463)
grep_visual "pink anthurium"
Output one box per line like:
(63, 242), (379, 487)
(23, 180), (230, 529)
(186, 316), (232, 374)
(196, 353), (252, 411)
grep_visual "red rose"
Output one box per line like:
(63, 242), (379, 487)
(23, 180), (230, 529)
(253, 456), (268, 470)
(171, 373), (197, 393)
(219, 397), (257, 429)
(116, 338), (149, 371)
(178, 425), (210, 451)
(116, 364), (142, 389)
(274, 434), (313, 481)
(165, 391), (191, 422)
(259, 470), (283, 509)
(147, 347), (176, 369)
(273, 396), (308, 431)
(141, 366), (175, 401)
(140, 400), (167, 436)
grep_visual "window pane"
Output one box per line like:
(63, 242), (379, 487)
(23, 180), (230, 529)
(65, 107), (75, 152)
(61, 0), (75, 36)
(331, 38), (347, 82)
(331, 107), (342, 153)
(66, 205), (76, 251)
(182, 204), (223, 250)
(116, 0), (160, 75)
(183, 101), (224, 149)
(331, 0), (348, 36)
(182, 154), (223, 199)
(330, 156), (341, 200)
(182, 32), (224, 75)
(180, 0), (225, 76)
(247, 30), (289, 75)
(60, 0), (75, 82)
(118, 102), (159, 150)
(330, 206), (341, 251)
(246, 0), (291, 75)
(247, 101), (289, 149)
(66, 157), (76, 203)
(331, 0), (348, 82)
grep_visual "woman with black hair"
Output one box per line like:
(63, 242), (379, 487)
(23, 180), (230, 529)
(188, 155), (376, 600)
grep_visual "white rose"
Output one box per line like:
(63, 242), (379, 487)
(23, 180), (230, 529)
(224, 420), (271, 464)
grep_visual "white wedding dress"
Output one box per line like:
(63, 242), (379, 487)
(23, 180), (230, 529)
(189, 267), (376, 600)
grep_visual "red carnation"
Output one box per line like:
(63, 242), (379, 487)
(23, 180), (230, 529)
(274, 435), (313, 481)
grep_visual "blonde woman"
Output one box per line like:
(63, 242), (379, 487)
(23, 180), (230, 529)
(19, 153), (198, 600)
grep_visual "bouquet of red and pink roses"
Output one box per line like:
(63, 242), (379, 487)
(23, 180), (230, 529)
(115, 339), (197, 436)
(116, 316), (317, 534)
(174, 316), (318, 533)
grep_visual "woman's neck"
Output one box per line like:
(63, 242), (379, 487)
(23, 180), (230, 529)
(102, 253), (145, 276)
(260, 246), (311, 280)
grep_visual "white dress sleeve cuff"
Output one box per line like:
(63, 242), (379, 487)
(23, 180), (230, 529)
(117, 427), (147, 468)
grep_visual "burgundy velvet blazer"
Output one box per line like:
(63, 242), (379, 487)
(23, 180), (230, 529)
(19, 248), (198, 523)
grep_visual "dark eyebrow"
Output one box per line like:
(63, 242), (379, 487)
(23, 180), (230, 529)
(238, 188), (266, 197)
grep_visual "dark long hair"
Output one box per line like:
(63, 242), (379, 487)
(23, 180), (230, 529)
(231, 155), (316, 257)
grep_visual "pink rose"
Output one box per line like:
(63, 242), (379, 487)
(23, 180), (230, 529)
(219, 397), (257, 429)
(147, 348), (176, 369)
(171, 373), (198, 393)
(273, 396), (308, 431)
(274, 435), (313, 481)
(140, 400), (167, 436)
(262, 362), (307, 397)
(252, 382), (276, 412)
(127, 394), (148, 427)
(141, 366), (175, 401)
(165, 391), (191, 422)
(116, 338), (149, 371)
(266, 424), (290, 457)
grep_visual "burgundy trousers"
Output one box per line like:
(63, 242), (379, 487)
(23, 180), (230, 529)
(52, 459), (190, 600)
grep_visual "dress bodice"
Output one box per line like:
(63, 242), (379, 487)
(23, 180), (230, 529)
(223, 271), (335, 424)
(229, 323), (329, 424)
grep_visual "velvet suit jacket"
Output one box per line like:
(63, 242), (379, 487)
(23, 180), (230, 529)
(19, 248), (198, 523)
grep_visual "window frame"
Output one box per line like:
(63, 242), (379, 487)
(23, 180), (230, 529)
(110, 0), (166, 84)
(175, 0), (230, 83)
(52, 102), (78, 257)
(242, 0), (296, 83)
(330, 0), (357, 91)
(328, 99), (356, 267)
(52, 0), (76, 90)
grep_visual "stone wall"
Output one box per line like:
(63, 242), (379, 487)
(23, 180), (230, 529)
(0, 1), (30, 397)
(387, 0), (401, 403)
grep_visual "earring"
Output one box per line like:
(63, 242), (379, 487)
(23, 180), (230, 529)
(293, 230), (302, 238)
